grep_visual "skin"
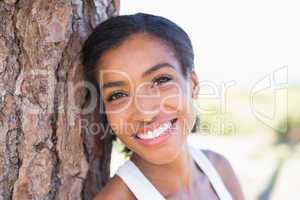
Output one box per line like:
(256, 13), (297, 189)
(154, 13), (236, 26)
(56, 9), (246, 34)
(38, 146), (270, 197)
(94, 33), (244, 200)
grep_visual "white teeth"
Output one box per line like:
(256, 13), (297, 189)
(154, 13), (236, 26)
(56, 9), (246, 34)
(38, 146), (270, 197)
(137, 121), (172, 140)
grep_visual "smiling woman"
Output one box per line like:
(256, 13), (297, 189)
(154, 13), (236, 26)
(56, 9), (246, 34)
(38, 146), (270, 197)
(81, 13), (244, 200)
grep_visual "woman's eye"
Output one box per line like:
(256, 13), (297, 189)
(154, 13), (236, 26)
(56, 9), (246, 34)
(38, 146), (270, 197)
(107, 92), (128, 102)
(152, 75), (172, 86)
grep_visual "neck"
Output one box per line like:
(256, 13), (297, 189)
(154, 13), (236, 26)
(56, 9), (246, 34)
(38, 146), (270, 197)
(131, 143), (197, 195)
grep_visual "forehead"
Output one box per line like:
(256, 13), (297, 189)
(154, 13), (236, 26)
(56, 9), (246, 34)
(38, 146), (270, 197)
(96, 33), (181, 77)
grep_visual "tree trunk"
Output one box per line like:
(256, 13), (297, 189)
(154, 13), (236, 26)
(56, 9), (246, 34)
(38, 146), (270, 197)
(0, 0), (119, 199)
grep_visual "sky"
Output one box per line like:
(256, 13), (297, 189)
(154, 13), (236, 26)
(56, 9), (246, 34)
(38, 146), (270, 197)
(120, 0), (300, 88)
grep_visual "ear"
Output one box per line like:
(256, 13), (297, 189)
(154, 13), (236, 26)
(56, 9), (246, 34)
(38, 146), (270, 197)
(190, 70), (199, 99)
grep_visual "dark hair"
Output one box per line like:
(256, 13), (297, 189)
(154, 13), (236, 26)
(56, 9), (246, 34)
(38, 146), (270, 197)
(81, 13), (198, 150)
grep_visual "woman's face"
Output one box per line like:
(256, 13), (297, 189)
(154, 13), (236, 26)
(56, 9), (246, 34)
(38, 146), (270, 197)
(97, 33), (199, 165)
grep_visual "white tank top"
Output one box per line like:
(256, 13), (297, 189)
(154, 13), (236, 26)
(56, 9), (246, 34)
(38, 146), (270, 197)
(115, 145), (233, 200)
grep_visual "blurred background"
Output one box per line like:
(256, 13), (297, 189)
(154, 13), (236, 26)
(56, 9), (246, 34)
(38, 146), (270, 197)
(111, 1), (300, 199)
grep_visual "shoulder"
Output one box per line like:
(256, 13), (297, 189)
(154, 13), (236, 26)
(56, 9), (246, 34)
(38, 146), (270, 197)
(201, 149), (245, 200)
(93, 175), (136, 200)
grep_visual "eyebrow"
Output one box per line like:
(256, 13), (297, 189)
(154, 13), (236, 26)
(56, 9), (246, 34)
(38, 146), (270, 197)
(142, 62), (175, 77)
(101, 62), (175, 90)
(102, 80), (126, 89)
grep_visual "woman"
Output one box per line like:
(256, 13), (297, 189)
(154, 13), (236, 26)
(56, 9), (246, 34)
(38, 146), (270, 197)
(81, 13), (244, 200)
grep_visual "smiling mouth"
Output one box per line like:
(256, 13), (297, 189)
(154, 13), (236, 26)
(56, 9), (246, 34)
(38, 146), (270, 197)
(134, 118), (177, 140)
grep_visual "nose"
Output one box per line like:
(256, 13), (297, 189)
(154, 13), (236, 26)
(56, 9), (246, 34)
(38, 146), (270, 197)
(130, 85), (161, 122)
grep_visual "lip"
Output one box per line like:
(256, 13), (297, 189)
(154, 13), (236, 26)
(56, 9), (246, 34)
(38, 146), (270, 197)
(135, 117), (177, 134)
(134, 118), (177, 147)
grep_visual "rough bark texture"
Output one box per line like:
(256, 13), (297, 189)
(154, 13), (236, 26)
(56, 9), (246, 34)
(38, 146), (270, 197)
(0, 0), (119, 199)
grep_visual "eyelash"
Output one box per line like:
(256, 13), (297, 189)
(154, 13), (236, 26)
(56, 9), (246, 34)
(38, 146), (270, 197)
(107, 91), (128, 102)
(152, 74), (173, 87)
(106, 75), (173, 102)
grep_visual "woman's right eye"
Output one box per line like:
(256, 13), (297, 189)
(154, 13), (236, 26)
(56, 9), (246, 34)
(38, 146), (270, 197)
(107, 92), (128, 102)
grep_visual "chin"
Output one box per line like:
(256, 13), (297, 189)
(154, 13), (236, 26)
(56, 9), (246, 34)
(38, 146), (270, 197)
(137, 135), (187, 165)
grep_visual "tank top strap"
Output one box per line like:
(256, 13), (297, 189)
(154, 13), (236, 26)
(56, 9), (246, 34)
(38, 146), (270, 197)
(116, 159), (166, 200)
(188, 145), (233, 200)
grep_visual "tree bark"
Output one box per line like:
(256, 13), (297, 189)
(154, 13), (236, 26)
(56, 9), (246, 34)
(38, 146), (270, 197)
(0, 0), (119, 199)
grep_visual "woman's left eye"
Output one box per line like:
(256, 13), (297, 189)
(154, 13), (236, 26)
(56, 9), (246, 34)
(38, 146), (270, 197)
(152, 75), (172, 86)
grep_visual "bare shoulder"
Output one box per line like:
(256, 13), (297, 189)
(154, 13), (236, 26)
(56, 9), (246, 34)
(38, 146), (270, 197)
(93, 175), (136, 200)
(201, 149), (245, 200)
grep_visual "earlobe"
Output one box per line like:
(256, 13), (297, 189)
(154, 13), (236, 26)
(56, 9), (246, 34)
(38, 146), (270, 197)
(193, 86), (199, 99)
(191, 71), (199, 99)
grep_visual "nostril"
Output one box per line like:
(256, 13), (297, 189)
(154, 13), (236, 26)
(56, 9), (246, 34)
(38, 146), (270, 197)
(171, 118), (177, 124)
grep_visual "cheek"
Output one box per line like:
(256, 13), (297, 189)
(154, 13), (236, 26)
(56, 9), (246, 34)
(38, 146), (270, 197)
(160, 83), (192, 115)
(178, 101), (195, 129)
(106, 112), (128, 136)
(159, 86), (183, 112)
(163, 85), (195, 133)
